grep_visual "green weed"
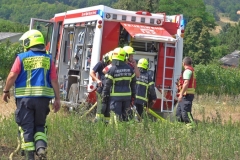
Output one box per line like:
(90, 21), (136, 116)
(1, 109), (240, 160)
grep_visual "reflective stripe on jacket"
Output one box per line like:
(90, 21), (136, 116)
(15, 50), (54, 98)
(102, 61), (136, 101)
(135, 70), (157, 105)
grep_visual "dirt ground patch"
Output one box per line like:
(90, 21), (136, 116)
(193, 95), (240, 123)
(1, 95), (239, 123)
(219, 14), (238, 24)
(193, 105), (240, 123)
(0, 145), (23, 160)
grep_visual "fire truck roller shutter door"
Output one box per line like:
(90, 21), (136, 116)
(120, 22), (176, 43)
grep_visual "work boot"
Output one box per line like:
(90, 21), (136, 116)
(21, 150), (25, 156)
(25, 151), (35, 160)
(37, 147), (47, 159)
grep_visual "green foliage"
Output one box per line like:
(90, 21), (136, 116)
(184, 18), (212, 65)
(195, 64), (240, 95)
(158, 0), (218, 66)
(1, 112), (240, 159)
(204, 0), (240, 21)
(0, 41), (23, 80)
(0, 0), (74, 24)
(43, 0), (118, 9)
(112, 0), (159, 12)
(210, 45), (229, 60)
(218, 22), (240, 52)
(159, 0), (216, 29)
(0, 18), (28, 32)
(0, 0), (240, 93)
(205, 4), (220, 21)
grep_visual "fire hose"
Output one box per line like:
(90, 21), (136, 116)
(9, 137), (21, 160)
(144, 107), (167, 122)
(80, 102), (97, 118)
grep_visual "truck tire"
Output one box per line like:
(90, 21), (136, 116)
(67, 83), (95, 117)
(68, 83), (78, 104)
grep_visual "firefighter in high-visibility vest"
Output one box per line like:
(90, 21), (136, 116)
(102, 47), (136, 121)
(176, 57), (197, 129)
(2, 29), (61, 160)
(123, 46), (140, 78)
(135, 58), (157, 118)
(90, 51), (112, 122)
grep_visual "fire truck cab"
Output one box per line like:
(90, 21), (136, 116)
(29, 5), (184, 114)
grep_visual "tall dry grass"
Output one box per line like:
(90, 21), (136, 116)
(0, 94), (240, 160)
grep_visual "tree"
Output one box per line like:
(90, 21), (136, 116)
(0, 0), (74, 24)
(0, 18), (28, 32)
(205, 4), (219, 21)
(218, 22), (240, 53)
(159, 0), (216, 29)
(184, 18), (212, 65)
(0, 42), (23, 81)
(112, 0), (159, 12)
(210, 45), (229, 60)
(204, 0), (240, 22)
(112, 0), (147, 11)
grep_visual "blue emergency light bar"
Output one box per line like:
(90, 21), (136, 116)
(97, 10), (104, 18)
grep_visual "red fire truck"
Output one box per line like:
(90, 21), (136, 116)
(29, 5), (185, 115)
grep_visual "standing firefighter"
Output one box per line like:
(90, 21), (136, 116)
(123, 46), (140, 77)
(176, 57), (196, 129)
(102, 47), (136, 121)
(2, 29), (61, 160)
(90, 52), (112, 122)
(135, 58), (157, 118)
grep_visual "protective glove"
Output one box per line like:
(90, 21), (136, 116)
(97, 79), (102, 87)
(147, 100), (155, 109)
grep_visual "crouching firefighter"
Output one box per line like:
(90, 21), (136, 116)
(90, 52), (112, 123)
(2, 29), (61, 160)
(102, 47), (136, 121)
(176, 57), (197, 129)
(135, 58), (157, 118)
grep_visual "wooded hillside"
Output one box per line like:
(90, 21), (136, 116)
(0, 0), (240, 66)
(0, 0), (239, 24)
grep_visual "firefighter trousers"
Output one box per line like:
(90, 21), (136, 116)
(15, 97), (50, 151)
(109, 100), (131, 121)
(176, 94), (195, 126)
(135, 103), (144, 117)
(95, 91), (110, 121)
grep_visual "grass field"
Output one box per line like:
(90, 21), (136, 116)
(0, 94), (240, 160)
